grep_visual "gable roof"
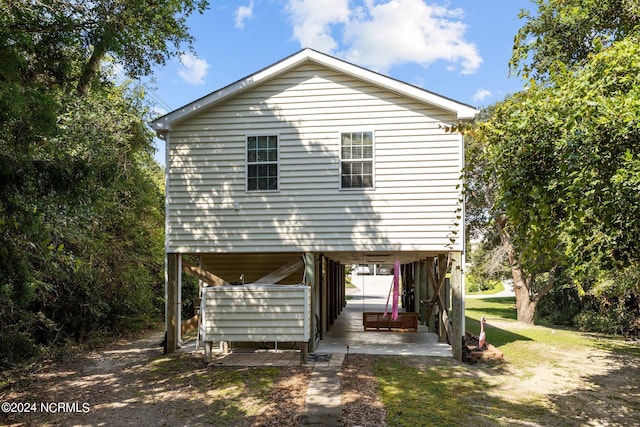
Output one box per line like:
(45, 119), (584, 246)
(151, 48), (478, 135)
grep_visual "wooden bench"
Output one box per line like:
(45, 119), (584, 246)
(363, 312), (418, 332)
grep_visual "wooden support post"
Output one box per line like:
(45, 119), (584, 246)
(338, 264), (343, 313)
(300, 341), (308, 364)
(332, 260), (337, 323)
(402, 264), (411, 310)
(418, 260), (427, 325)
(166, 253), (179, 354)
(320, 256), (327, 339)
(426, 258), (436, 331)
(437, 254), (448, 343)
(304, 253), (316, 352)
(450, 251), (464, 361)
(327, 260), (335, 329)
(331, 261), (342, 321)
(340, 264), (346, 309)
(204, 342), (212, 363)
(335, 263), (339, 313)
(405, 263), (413, 311)
(424, 254), (452, 339)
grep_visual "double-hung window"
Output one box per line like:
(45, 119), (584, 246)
(247, 135), (278, 191)
(340, 131), (374, 189)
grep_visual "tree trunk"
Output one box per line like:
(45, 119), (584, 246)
(497, 214), (537, 323)
(77, 42), (107, 97)
(512, 265), (536, 323)
(497, 214), (556, 324)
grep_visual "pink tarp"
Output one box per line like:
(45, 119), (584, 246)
(383, 261), (400, 320)
(392, 260), (399, 320)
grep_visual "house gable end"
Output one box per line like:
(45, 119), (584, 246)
(151, 49), (477, 134)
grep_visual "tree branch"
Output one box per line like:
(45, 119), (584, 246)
(533, 265), (557, 303)
(76, 41), (106, 97)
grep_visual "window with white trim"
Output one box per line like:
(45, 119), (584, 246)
(247, 135), (278, 191)
(340, 131), (374, 189)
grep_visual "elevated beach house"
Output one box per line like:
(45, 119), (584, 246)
(151, 49), (477, 361)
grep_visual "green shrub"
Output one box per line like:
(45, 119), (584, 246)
(466, 274), (500, 293)
(535, 282), (582, 326)
(575, 310), (619, 335)
(574, 292), (640, 336)
(0, 330), (40, 369)
(0, 312), (44, 369)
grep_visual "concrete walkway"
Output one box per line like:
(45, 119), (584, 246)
(301, 353), (344, 426)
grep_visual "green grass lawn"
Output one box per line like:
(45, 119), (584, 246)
(374, 295), (640, 426)
(466, 280), (505, 296)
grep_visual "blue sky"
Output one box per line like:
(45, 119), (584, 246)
(148, 0), (533, 164)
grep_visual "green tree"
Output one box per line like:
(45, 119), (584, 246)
(465, 0), (640, 325)
(511, 0), (640, 80)
(472, 34), (640, 323)
(466, 104), (563, 322)
(0, 0), (205, 367)
(1, 0), (208, 97)
(74, 0), (209, 96)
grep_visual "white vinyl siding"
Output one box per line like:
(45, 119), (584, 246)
(166, 63), (464, 253)
(200, 284), (310, 342)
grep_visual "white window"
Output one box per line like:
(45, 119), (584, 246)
(247, 135), (278, 191)
(340, 131), (374, 189)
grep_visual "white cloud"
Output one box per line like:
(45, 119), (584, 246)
(178, 53), (210, 85)
(285, 0), (350, 53)
(284, 0), (482, 74)
(473, 88), (492, 102)
(235, 1), (254, 29)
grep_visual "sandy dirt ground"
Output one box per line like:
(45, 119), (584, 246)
(1, 328), (638, 426)
(1, 330), (384, 427)
(0, 331), (310, 426)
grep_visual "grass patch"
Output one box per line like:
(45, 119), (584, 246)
(372, 295), (640, 425)
(374, 356), (550, 426)
(465, 297), (596, 370)
(465, 297), (633, 355)
(583, 333), (640, 356)
(466, 281), (505, 296)
(465, 297), (518, 321)
(204, 367), (280, 423)
(375, 357), (489, 425)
